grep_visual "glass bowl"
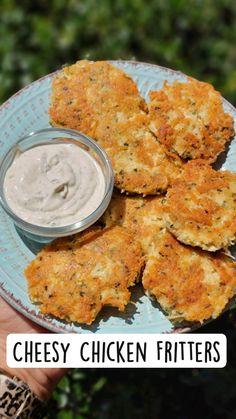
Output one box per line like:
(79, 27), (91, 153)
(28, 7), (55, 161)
(0, 128), (114, 242)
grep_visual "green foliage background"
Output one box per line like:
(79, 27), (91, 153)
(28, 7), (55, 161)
(1, 1), (236, 418)
(1, 0), (236, 105)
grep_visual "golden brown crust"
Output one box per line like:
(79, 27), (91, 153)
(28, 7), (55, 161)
(95, 113), (184, 194)
(142, 232), (236, 323)
(103, 191), (236, 323)
(46, 60), (236, 326)
(163, 160), (236, 251)
(25, 226), (143, 325)
(102, 192), (166, 253)
(50, 60), (184, 194)
(148, 78), (234, 161)
(49, 60), (146, 138)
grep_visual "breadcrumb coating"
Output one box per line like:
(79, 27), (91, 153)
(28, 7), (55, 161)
(44, 60), (236, 326)
(25, 226), (143, 325)
(163, 160), (236, 251)
(101, 192), (166, 253)
(50, 60), (184, 194)
(142, 232), (236, 323)
(148, 78), (234, 161)
(96, 114), (184, 194)
(103, 192), (236, 323)
(49, 60), (146, 138)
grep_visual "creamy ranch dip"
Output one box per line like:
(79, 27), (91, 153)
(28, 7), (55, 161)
(4, 143), (106, 227)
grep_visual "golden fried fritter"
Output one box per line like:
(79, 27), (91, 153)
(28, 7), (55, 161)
(49, 60), (146, 138)
(163, 160), (236, 251)
(25, 226), (143, 325)
(95, 114), (184, 194)
(142, 232), (236, 323)
(103, 191), (236, 323)
(148, 78), (234, 161)
(102, 192), (166, 253)
(50, 60), (184, 194)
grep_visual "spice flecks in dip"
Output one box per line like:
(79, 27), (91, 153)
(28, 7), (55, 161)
(4, 143), (106, 227)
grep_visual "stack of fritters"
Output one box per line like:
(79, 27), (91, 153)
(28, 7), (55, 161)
(25, 60), (236, 326)
(101, 188), (236, 324)
(49, 60), (184, 195)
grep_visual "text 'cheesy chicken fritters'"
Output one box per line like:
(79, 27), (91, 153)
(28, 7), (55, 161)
(103, 192), (236, 323)
(163, 160), (236, 251)
(148, 78), (234, 161)
(49, 60), (184, 195)
(25, 226), (143, 325)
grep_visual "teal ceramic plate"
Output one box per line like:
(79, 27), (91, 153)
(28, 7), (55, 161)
(0, 61), (236, 334)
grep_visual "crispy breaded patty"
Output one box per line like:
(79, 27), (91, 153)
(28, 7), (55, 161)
(49, 60), (146, 138)
(95, 114), (184, 194)
(103, 191), (236, 323)
(163, 160), (236, 251)
(101, 192), (166, 253)
(148, 78), (234, 161)
(142, 232), (236, 323)
(25, 226), (143, 325)
(50, 60), (184, 195)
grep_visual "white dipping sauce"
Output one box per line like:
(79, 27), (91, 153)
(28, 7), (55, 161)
(4, 143), (106, 227)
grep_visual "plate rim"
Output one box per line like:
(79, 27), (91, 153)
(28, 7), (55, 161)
(0, 59), (235, 334)
(1, 60), (235, 116)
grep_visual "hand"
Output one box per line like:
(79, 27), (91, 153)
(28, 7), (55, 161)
(0, 296), (68, 400)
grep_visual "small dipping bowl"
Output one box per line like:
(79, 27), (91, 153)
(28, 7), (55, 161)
(0, 128), (114, 242)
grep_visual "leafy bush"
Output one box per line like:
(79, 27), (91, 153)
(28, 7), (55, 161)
(1, 0), (236, 104)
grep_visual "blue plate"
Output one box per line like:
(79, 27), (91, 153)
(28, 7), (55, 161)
(0, 61), (236, 334)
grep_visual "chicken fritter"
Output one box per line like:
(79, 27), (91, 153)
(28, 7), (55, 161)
(103, 191), (236, 323)
(142, 232), (236, 323)
(101, 191), (166, 253)
(95, 113), (184, 194)
(163, 160), (236, 251)
(50, 60), (184, 194)
(49, 60), (146, 139)
(46, 59), (236, 326)
(148, 78), (234, 161)
(25, 226), (143, 325)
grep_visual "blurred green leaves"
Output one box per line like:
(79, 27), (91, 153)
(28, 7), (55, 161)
(1, 0), (236, 103)
(45, 369), (107, 419)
